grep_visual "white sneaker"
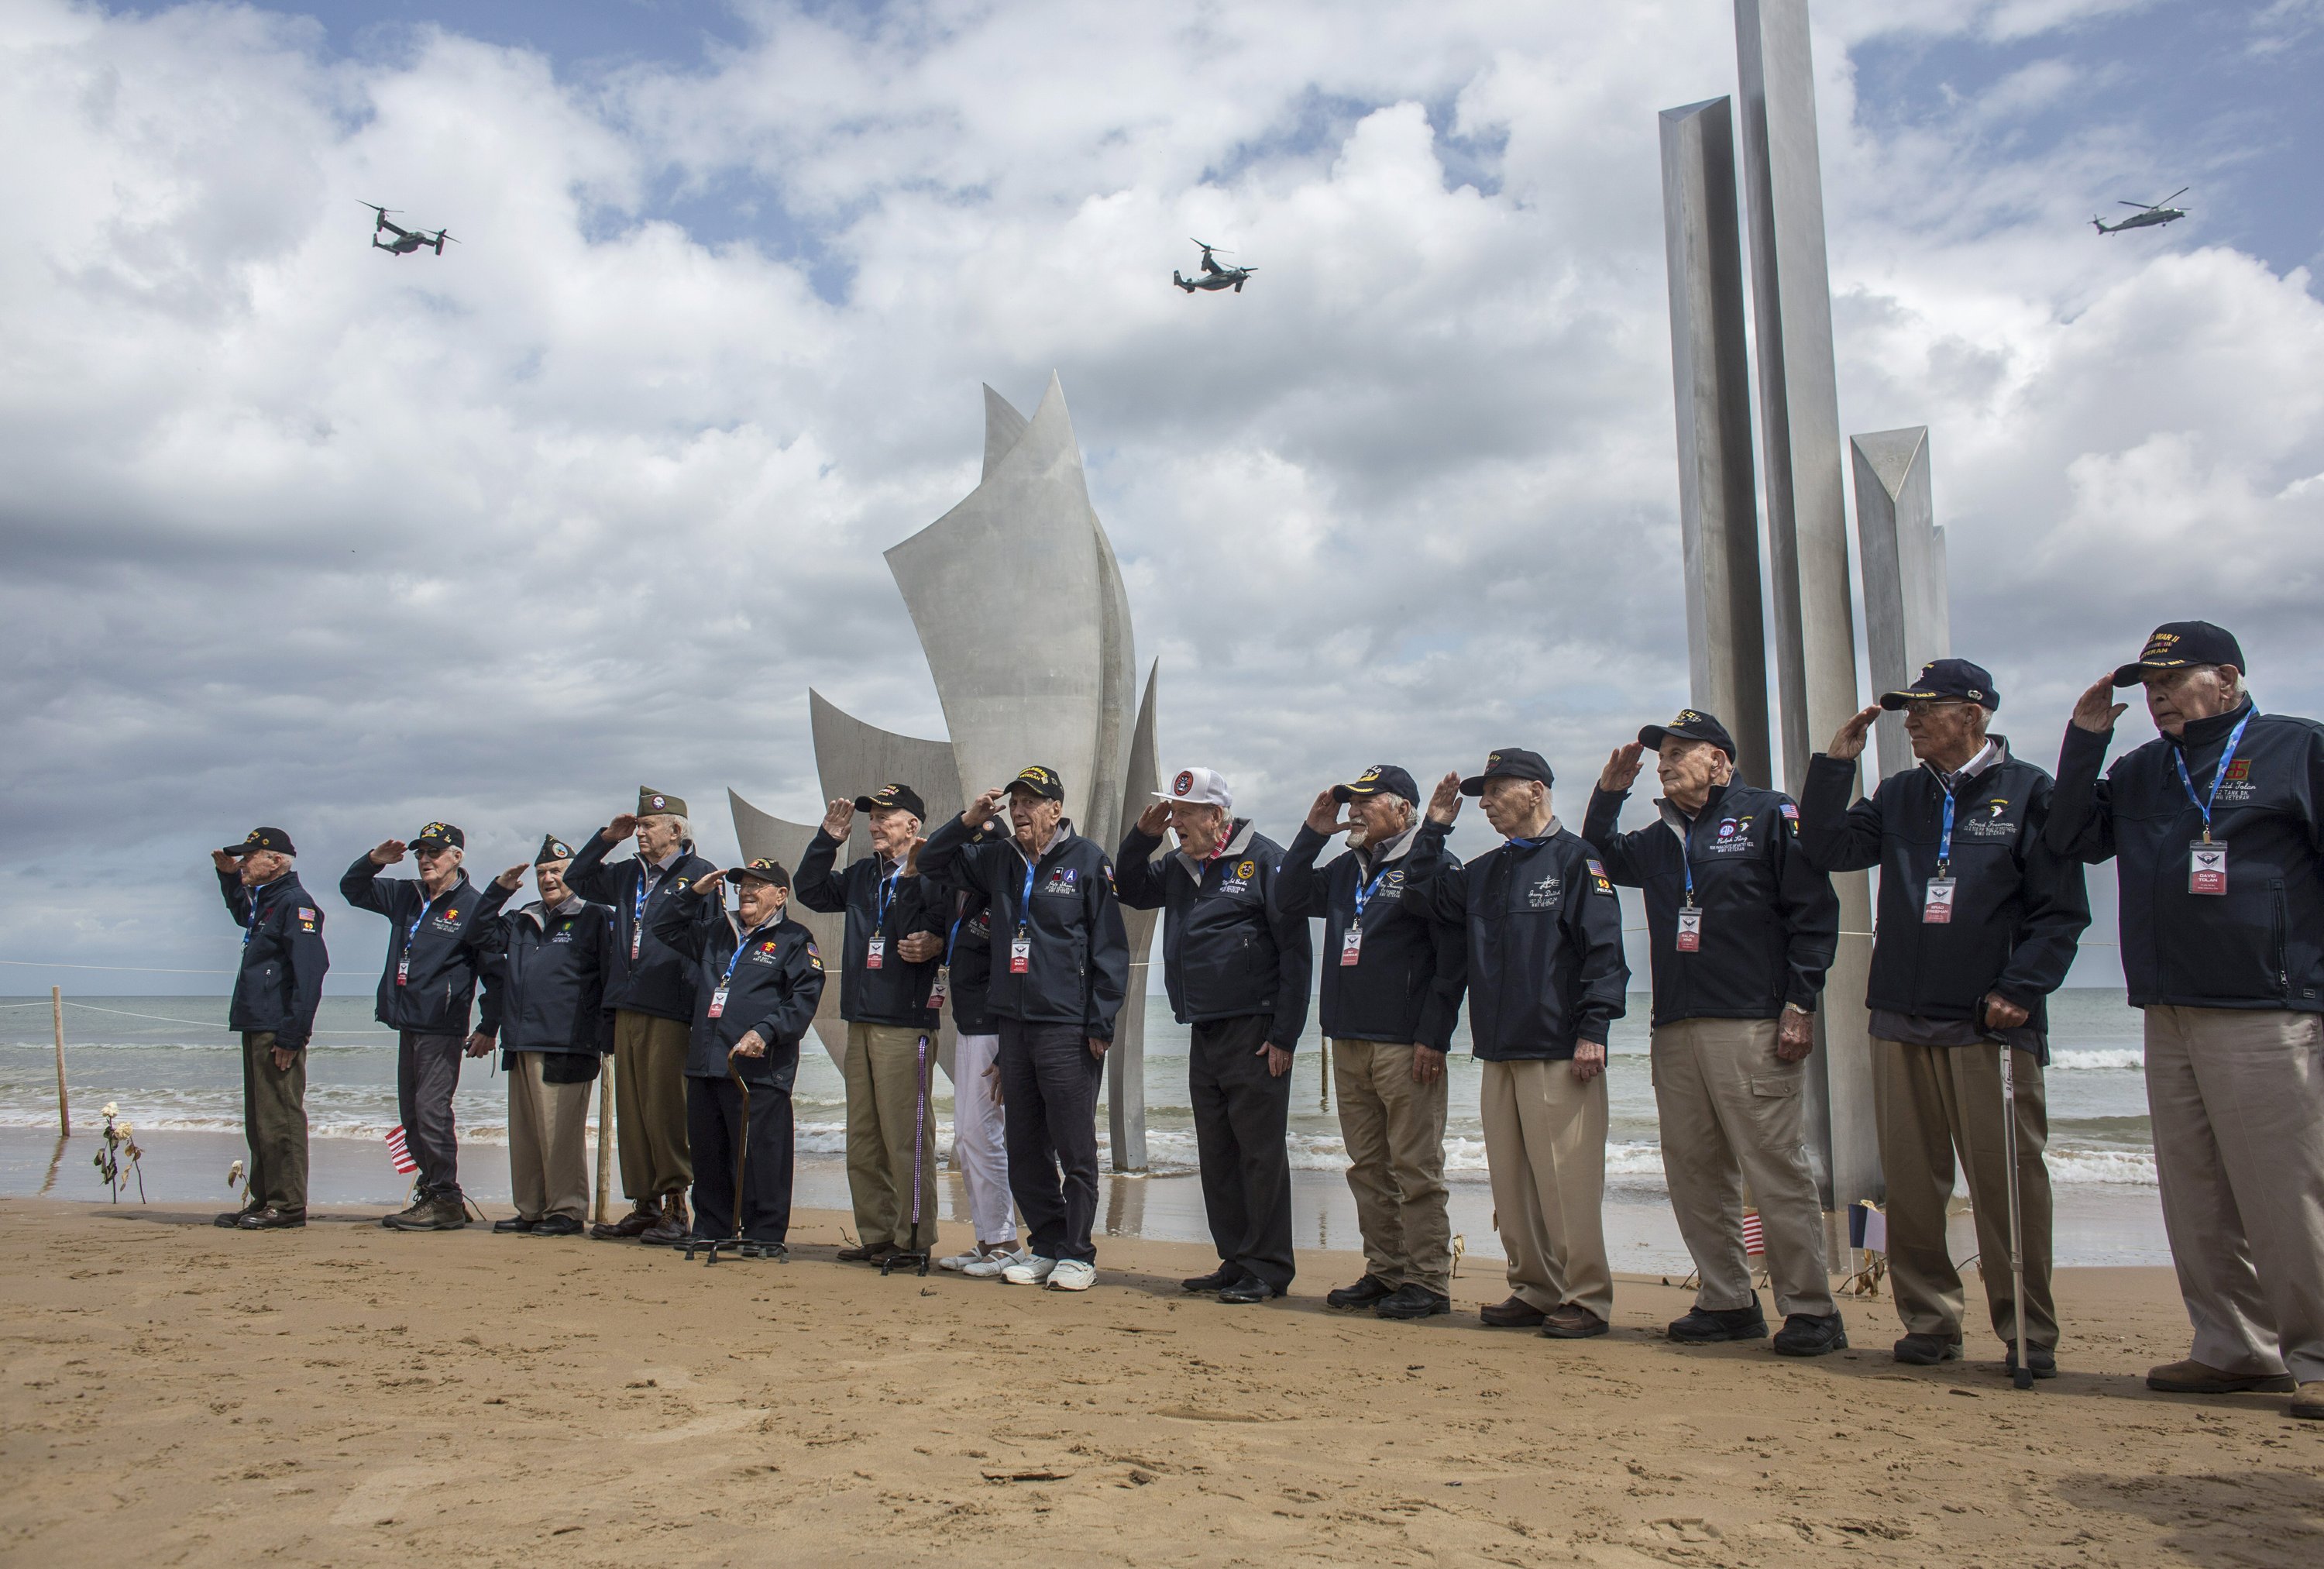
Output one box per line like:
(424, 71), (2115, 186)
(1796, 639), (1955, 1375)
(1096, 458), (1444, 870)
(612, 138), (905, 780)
(1046, 1258), (1096, 1292)
(1002, 1254), (1056, 1285)
(937, 1250), (982, 1272)
(962, 1247), (1026, 1279)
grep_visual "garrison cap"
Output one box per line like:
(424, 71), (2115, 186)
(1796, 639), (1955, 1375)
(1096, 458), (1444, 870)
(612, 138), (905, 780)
(727, 856), (791, 889)
(1879, 658), (1999, 712)
(637, 787), (687, 819)
(411, 821), (465, 850)
(1459, 748), (1554, 797)
(222, 826), (296, 856)
(1638, 708), (1737, 760)
(1332, 764), (1420, 806)
(854, 783), (927, 820)
(535, 834), (575, 865)
(1007, 765), (1066, 801)
(2112, 621), (2246, 688)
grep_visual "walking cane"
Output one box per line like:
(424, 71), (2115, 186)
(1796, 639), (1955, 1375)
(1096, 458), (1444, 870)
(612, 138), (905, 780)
(1996, 1030), (2035, 1392)
(884, 1033), (933, 1277)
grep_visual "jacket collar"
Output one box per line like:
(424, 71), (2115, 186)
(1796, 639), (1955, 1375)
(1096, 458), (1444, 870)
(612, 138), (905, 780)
(521, 893), (587, 930)
(2171, 697), (2257, 753)
(1655, 779), (1733, 838)
(1016, 819), (1079, 867)
(1923, 735), (2008, 793)
(1174, 817), (1254, 879)
(1356, 819), (1422, 869)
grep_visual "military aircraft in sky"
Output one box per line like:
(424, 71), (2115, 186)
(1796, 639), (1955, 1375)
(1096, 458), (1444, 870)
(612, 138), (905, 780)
(362, 202), (458, 255)
(1173, 239), (1256, 293)
(2092, 189), (2188, 235)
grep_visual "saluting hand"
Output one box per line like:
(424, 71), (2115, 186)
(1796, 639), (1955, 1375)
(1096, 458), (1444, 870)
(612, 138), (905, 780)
(964, 786), (1009, 827)
(1825, 704), (1882, 762)
(1136, 799), (1172, 836)
(902, 836), (927, 876)
(1598, 741), (1645, 794)
(1305, 790), (1354, 836)
(820, 799), (855, 839)
(493, 862), (527, 891)
(211, 848), (239, 874)
(2071, 674), (2129, 735)
(370, 838), (408, 865)
(1425, 771), (1463, 826)
(603, 814), (639, 842)
(691, 869), (727, 902)
(731, 1030), (768, 1060)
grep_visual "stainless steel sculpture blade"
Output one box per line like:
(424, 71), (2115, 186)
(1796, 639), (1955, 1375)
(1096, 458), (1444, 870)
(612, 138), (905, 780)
(982, 384), (1030, 481)
(1851, 428), (1950, 783)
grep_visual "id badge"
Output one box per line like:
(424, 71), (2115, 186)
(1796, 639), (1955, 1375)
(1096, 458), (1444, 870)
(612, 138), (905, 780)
(867, 935), (886, 970)
(1339, 921), (1363, 967)
(1009, 937), (1032, 975)
(706, 986), (728, 1019)
(1922, 877), (1956, 924)
(1676, 910), (1703, 952)
(631, 927), (642, 960)
(2190, 840), (2228, 896)
(928, 965), (949, 1006)
(396, 955), (411, 986)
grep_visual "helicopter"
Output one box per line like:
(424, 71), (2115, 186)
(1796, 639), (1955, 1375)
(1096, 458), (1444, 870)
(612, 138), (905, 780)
(2092, 188), (2188, 235)
(362, 202), (458, 255)
(1173, 239), (1256, 294)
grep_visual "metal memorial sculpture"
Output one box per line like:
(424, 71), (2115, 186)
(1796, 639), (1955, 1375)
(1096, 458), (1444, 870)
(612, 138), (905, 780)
(729, 375), (1162, 1171)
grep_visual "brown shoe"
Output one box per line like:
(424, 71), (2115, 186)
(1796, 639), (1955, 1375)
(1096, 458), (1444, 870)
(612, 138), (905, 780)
(2146, 1357), (2296, 1395)
(639, 1192), (692, 1247)
(2289, 1381), (2324, 1419)
(1480, 1295), (1547, 1329)
(591, 1200), (660, 1240)
(837, 1242), (899, 1264)
(1540, 1303), (1610, 1340)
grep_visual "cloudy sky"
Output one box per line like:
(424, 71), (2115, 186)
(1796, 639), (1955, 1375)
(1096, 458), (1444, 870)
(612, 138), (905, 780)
(3, 0), (2318, 993)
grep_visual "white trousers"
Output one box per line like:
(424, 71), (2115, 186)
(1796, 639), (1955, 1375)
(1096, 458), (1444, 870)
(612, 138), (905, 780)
(951, 1032), (1017, 1245)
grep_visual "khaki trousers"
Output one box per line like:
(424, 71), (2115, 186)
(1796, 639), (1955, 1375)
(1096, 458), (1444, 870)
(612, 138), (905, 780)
(1332, 1039), (1452, 1296)
(240, 1031), (308, 1216)
(2146, 1006), (2324, 1384)
(612, 1010), (692, 1201)
(1480, 1058), (1612, 1320)
(507, 1052), (593, 1223)
(1652, 1017), (1834, 1317)
(1872, 1036), (2056, 1350)
(845, 1021), (939, 1251)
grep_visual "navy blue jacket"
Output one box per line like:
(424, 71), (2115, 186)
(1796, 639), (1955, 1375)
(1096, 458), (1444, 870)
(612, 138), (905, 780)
(218, 869), (329, 1049)
(1275, 823), (1466, 1049)
(1116, 821), (1313, 1049)
(918, 816), (1130, 1039)
(562, 830), (719, 1024)
(340, 857), (509, 1035)
(474, 896), (616, 1061)
(792, 830), (945, 1030)
(650, 893), (826, 1092)
(2047, 700), (2324, 1011)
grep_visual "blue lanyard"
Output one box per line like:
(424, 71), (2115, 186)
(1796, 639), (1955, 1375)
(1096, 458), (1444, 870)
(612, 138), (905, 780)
(632, 865), (662, 927)
(1351, 861), (1390, 924)
(720, 920), (775, 986)
(1678, 818), (1698, 908)
(242, 878), (280, 944)
(1018, 854), (1038, 932)
(405, 887), (446, 951)
(873, 865), (901, 930)
(2173, 711), (2254, 844)
(1935, 788), (1957, 875)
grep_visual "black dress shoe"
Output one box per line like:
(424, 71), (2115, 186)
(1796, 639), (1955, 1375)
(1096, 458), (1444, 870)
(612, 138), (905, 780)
(1540, 1304), (1610, 1340)
(1181, 1265), (1240, 1293)
(492, 1216), (538, 1234)
(837, 1242), (899, 1264)
(1217, 1275), (1284, 1304)
(1894, 1332), (1964, 1365)
(1772, 1313), (1848, 1357)
(215, 1209), (257, 1229)
(1480, 1295), (1547, 1329)
(1325, 1274), (1397, 1310)
(236, 1206), (305, 1230)
(2005, 1342), (2058, 1380)
(1374, 1283), (1452, 1320)
(1667, 1295), (1769, 1343)
(591, 1202), (658, 1240)
(528, 1215), (584, 1237)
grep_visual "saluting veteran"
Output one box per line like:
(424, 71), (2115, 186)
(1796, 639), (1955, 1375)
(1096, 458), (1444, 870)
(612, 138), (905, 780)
(1404, 749), (1629, 1340)
(211, 828), (328, 1230)
(564, 789), (717, 1246)
(1584, 711), (1844, 1356)
(470, 836), (614, 1238)
(1797, 659), (2089, 1378)
(2047, 622), (2324, 1420)
(1277, 765), (1467, 1321)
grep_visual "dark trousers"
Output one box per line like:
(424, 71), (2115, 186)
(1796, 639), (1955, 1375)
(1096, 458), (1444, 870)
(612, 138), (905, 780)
(997, 1017), (1105, 1264)
(397, 1030), (466, 1197)
(1191, 1014), (1296, 1291)
(686, 1075), (795, 1244)
(240, 1031), (308, 1215)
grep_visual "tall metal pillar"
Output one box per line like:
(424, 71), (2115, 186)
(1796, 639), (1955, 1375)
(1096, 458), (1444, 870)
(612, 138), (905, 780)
(1659, 96), (1772, 790)
(1734, 0), (1879, 1209)
(1851, 427), (1951, 783)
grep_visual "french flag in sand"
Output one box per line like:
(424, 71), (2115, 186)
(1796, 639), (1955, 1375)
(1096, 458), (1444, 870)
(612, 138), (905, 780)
(384, 1125), (418, 1175)
(1741, 1209), (1765, 1258)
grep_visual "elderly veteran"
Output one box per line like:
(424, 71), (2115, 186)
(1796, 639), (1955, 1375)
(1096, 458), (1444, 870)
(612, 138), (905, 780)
(563, 788), (718, 1245)
(469, 836), (614, 1238)
(2047, 621), (2324, 1420)
(1276, 764), (1467, 1320)
(1796, 659), (2089, 1378)
(1119, 768), (1315, 1306)
(1584, 710), (1844, 1355)
(1404, 748), (1629, 1340)
(796, 782), (950, 1267)
(343, 822), (513, 1233)
(926, 838), (1023, 1276)
(920, 765), (1131, 1293)
(651, 858), (826, 1254)
(211, 828), (328, 1230)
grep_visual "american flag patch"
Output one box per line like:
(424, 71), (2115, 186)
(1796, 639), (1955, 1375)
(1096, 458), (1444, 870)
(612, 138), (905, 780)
(297, 907), (316, 920)
(384, 1125), (419, 1175)
(1741, 1209), (1765, 1256)
(1779, 803), (1798, 821)
(1585, 859), (1607, 877)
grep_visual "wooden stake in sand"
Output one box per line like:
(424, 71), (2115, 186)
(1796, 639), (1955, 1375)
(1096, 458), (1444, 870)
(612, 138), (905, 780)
(593, 1067), (614, 1225)
(52, 986), (69, 1137)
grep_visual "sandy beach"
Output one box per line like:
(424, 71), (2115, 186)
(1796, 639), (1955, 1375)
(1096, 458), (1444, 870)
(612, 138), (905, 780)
(2, 1198), (2317, 1567)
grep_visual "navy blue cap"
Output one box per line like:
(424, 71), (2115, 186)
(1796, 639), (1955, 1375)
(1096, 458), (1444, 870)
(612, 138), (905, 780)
(1332, 764), (1421, 805)
(1879, 659), (1999, 712)
(2112, 621), (2246, 688)
(854, 783), (928, 820)
(1638, 708), (1736, 760)
(411, 821), (466, 850)
(222, 827), (295, 856)
(1459, 748), (1553, 797)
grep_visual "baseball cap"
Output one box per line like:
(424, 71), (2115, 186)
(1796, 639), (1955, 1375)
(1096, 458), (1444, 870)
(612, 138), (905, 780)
(1879, 658), (1999, 712)
(727, 856), (791, 889)
(411, 821), (466, 851)
(1638, 709), (1737, 759)
(854, 783), (928, 819)
(1459, 748), (1554, 797)
(222, 827), (296, 856)
(636, 787), (688, 819)
(2111, 621), (2246, 688)
(1007, 765), (1066, 801)
(1332, 764), (1420, 806)
(535, 834), (575, 865)
(1157, 767), (1233, 812)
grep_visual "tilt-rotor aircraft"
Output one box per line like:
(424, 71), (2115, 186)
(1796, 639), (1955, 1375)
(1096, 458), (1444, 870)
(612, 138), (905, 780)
(362, 202), (458, 255)
(2093, 189), (2188, 235)
(1173, 239), (1257, 293)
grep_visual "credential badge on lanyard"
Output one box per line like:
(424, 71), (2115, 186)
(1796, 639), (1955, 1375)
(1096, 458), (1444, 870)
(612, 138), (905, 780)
(1923, 786), (1958, 924)
(631, 868), (658, 960)
(1011, 856), (1036, 974)
(398, 889), (442, 984)
(1676, 824), (1703, 951)
(1342, 862), (1389, 967)
(2178, 712), (2252, 896)
(868, 865), (899, 969)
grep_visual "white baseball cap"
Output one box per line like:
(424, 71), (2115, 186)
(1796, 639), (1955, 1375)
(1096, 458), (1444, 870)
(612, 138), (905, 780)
(1157, 766), (1232, 812)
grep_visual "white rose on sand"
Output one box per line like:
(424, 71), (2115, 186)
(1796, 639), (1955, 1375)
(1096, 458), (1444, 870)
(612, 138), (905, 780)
(101, 1101), (119, 1119)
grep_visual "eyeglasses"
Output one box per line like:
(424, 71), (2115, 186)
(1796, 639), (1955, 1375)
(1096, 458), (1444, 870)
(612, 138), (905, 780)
(1901, 700), (1971, 720)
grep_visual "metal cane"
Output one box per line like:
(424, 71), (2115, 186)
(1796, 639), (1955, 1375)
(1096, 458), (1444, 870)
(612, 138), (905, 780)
(884, 1032), (933, 1277)
(1998, 1039), (2034, 1392)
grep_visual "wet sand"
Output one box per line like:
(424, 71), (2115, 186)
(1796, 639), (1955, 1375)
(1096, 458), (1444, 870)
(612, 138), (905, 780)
(2, 1197), (2316, 1567)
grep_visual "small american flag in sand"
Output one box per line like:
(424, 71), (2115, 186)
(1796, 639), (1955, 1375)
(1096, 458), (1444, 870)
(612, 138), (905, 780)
(1741, 1209), (1765, 1257)
(384, 1125), (418, 1175)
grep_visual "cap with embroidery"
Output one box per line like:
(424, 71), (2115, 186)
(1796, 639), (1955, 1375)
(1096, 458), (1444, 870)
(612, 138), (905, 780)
(853, 783), (928, 820)
(221, 827), (295, 856)
(1459, 748), (1554, 797)
(1156, 767), (1233, 813)
(411, 821), (465, 850)
(535, 834), (575, 865)
(727, 856), (791, 889)
(1332, 764), (1420, 806)
(636, 787), (688, 819)
(1638, 709), (1737, 760)
(1879, 658), (1999, 712)
(2111, 621), (2246, 689)
(1007, 765), (1066, 802)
